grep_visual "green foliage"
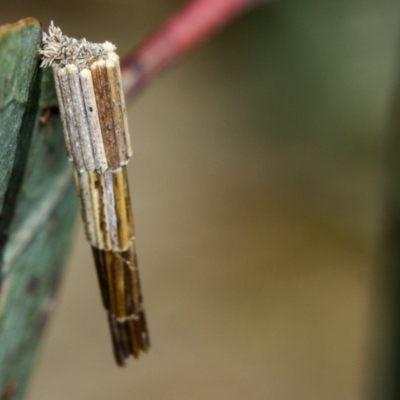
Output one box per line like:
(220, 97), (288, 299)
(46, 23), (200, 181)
(0, 18), (78, 400)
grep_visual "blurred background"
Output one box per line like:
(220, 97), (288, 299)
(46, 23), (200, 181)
(1, 1), (400, 399)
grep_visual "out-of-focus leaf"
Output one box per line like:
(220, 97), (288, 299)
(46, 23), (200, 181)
(0, 18), (78, 400)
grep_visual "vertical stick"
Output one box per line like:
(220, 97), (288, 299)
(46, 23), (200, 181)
(90, 60), (121, 170)
(80, 68), (108, 172)
(66, 64), (95, 171)
(57, 68), (85, 171)
(106, 59), (131, 164)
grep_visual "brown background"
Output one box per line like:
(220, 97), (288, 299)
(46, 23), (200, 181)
(1, 1), (400, 399)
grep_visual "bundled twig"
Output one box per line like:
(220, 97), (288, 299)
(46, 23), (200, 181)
(40, 23), (149, 366)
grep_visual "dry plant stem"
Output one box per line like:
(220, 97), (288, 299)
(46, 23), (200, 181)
(40, 24), (148, 366)
(121, 0), (265, 97)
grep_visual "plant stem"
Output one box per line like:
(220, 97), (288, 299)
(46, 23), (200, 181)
(121, 0), (265, 98)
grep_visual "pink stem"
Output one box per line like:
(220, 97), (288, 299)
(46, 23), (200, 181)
(121, 0), (265, 98)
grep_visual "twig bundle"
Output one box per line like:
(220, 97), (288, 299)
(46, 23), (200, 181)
(40, 22), (149, 366)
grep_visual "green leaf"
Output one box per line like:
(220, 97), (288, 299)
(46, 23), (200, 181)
(0, 18), (78, 400)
